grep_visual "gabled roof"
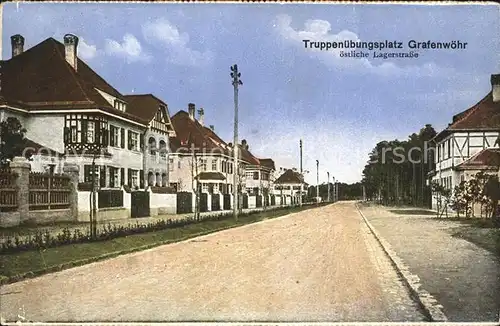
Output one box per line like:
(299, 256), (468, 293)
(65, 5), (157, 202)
(1, 37), (147, 124)
(275, 169), (304, 184)
(434, 90), (500, 142)
(455, 148), (500, 171)
(124, 94), (175, 133)
(169, 111), (228, 155)
(259, 158), (276, 171)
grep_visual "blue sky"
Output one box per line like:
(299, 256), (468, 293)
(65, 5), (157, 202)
(2, 3), (499, 184)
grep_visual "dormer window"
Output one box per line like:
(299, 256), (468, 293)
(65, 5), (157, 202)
(114, 99), (127, 112)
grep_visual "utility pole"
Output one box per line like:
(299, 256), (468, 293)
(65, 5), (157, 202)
(327, 171), (330, 202)
(299, 139), (303, 207)
(231, 64), (242, 221)
(316, 160), (319, 203)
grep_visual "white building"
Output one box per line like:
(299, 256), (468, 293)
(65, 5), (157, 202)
(273, 168), (308, 198)
(430, 73), (500, 208)
(0, 33), (174, 189)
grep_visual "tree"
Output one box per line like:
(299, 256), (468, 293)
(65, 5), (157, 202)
(0, 117), (27, 166)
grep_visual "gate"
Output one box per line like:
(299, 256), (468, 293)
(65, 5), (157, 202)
(242, 194), (249, 209)
(256, 195), (262, 208)
(223, 194), (231, 210)
(211, 194), (221, 211)
(131, 191), (150, 218)
(200, 193), (208, 212)
(177, 192), (193, 214)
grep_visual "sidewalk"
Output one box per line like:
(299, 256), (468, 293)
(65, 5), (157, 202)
(359, 204), (500, 322)
(0, 205), (284, 243)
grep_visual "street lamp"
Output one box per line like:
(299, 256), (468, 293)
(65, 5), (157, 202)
(327, 171), (330, 202)
(231, 64), (242, 221)
(299, 139), (303, 207)
(316, 160), (319, 202)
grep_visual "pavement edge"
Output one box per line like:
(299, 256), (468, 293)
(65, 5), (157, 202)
(355, 203), (448, 322)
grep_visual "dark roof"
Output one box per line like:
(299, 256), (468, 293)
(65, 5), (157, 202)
(170, 111), (229, 155)
(124, 94), (167, 123)
(455, 148), (500, 171)
(259, 158), (276, 170)
(275, 169), (304, 184)
(1, 37), (147, 124)
(434, 91), (500, 142)
(196, 172), (226, 181)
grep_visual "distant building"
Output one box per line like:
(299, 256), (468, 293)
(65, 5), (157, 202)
(273, 168), (308, 198)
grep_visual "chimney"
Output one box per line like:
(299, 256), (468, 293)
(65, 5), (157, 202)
(63, 33), (79, 71)
(209, 125), (215, 132)
(11, 34), (25, 57)
(241, 139), (249, 150)
(198, 108), (205, 126)
(188, 103), (195, 120)
(491, 74), (500, 102)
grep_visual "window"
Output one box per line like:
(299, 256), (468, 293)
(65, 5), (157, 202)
(109, 167), (119, 188)
(228, 162), (233, 174)
(447, 140), (451, 159)
(202, 183), (209, 192)
(460, 175), (465, 183)
(128, 131), (139, 151)
(178, 160), (181, 169)
(87, 121), (95, 144)
(200, 159), (207, 171)
(110, 125), (119, 147)
(131, 170), (138, 188)
(83, 165), (98, 183)
(246, 171), (253, 179)
(212, 159), (218, 171)
(261, 172), (269, 181)
(253, 172), (259, 180)
(169, 158), (174, 171)
(70, 126), (78, 143)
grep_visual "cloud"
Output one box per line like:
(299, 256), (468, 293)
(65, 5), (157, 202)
(104, 33), (151, 63)
(142, 18), (214, 67)
(274, 14), (453, 78)
(78, 38), (98, 60)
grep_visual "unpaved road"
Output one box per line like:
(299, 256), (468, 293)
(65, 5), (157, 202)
(0, 202), (426, 322)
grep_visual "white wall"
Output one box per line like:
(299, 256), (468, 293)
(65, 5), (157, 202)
(149, 190), (176, 214)
(25, 114), (66, 153)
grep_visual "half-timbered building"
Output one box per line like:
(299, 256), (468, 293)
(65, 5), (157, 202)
(0, 33), (174, 189)
(430, 73), (500, 208)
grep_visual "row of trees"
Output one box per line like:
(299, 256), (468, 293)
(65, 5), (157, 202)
(362, 124), (437, 207)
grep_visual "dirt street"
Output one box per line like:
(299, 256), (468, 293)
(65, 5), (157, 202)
(0, 202), (426, 322)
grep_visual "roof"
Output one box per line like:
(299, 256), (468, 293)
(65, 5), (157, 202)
(1, 37), (148, 124)
(169, 110), (229, 155)
(259, 158), (276, 170)
(196, 172), (226, 181)
(275, 169), (305, 184)
(455, 148), (500, 171)
(123, 94), (166, 122)
(434, 90), (500, 142)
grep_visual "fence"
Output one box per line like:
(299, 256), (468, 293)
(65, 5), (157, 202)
(98, 189), (124, 209)
(0, 168), (18, 212)
(29, 172), (71, 211)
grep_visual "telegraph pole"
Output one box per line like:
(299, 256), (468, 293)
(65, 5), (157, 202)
(316, 160), (319, 202)
(299, 139), (303, 207)
(327, 172), (330, 202)
(231, 64), (242, 221)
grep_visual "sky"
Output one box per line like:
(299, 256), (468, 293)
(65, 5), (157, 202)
(1, 2), (499, 184)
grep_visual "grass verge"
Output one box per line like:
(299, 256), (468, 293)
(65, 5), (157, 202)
(0, 204), (326, 283)
(452, 227), (500, 259)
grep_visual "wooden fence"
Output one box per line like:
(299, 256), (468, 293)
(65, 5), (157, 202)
(29, 172), (71, 210)
(0, 168), (18, 212)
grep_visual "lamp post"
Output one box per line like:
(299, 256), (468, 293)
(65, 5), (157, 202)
(231, 64), (242, 221)
(316, 160), (319, 202)
(299, 139), (303, 207)
(327, 172), (330, 202)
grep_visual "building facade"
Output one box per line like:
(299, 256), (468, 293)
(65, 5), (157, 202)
(430, 73), (500, 208)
